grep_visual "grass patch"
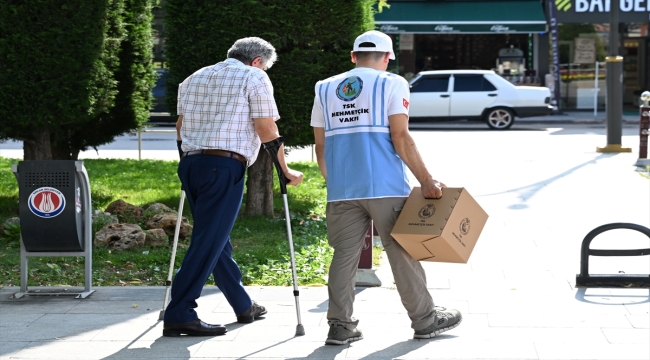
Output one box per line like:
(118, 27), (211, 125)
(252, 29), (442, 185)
(0, 157), (335, 287)
(373, 244), (383, 267)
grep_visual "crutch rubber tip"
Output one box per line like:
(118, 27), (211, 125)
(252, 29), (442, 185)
(295, 324), (305, 336)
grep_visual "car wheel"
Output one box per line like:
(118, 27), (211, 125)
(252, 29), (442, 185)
(485, 108), (514, 130)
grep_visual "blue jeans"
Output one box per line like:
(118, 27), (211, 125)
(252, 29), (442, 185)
(164, 154), (252, 324)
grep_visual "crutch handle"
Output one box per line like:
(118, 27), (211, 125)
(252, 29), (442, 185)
(262, 137), (289, 195)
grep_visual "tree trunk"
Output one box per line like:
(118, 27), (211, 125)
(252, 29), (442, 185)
(71, 148), (80, 160)
(23, 128), (53, 160)
(50, 143), (73, 160)
(245, 148), (275, 217)
(50, 145), (80, 160)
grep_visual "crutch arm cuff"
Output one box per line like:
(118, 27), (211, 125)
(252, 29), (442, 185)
(262, 136), (284, 150)
(176, 140), (183, 159)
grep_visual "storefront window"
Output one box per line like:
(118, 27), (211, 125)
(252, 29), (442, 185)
(390, 33), (538, 84)
(556, 23), (649, 110)
(558, 62), (607, 110)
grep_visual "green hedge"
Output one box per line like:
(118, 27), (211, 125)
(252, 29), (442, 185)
(0, 0), (114, 142)
(165, 0), (376, 147)
(52, 0), (156, 158)
(0, 0), (155, 159)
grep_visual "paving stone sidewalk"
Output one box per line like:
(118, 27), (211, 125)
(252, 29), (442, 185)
(1, 126), (648, 359)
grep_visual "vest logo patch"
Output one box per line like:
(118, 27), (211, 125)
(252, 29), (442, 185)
(336, 76), (363, 102)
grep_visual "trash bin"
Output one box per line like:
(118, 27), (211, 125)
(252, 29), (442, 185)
(12, 160), (94, 298)
(18, 160), (85, 252)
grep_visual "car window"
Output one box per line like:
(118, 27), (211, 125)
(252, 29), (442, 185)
(453, 75), (497, 92)
(410, 76), (450, 93)
(155, 70), (168, 87)
(482, 76), (497, 91)
(153, 70), (168, 98)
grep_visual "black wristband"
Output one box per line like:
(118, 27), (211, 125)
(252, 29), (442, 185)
(176, 140), (183, 159)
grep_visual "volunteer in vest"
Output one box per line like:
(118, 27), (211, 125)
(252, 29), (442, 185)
(311, 30), (462, 345)
(164, 37), (303, 337)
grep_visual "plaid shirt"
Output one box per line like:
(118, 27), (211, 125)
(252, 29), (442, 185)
(178, 58), (280, 167)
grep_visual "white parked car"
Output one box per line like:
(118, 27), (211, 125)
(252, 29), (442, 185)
(408, 70), (553, 129)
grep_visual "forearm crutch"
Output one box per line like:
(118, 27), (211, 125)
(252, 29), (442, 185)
(263, 138), (305, 336)
(158, 189), (185, 320)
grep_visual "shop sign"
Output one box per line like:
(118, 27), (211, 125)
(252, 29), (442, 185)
(549, 1), (562, 109)
(433, 25), (459, 33)
(491, 25), (514, 33)
(499, 48), (525, 57)
(555, 0), (650, 22)
(573, 38), (597, 64)
(376, 23), (546, 34)
(399, 33), (414, 50)
(379, 25), (401, 33)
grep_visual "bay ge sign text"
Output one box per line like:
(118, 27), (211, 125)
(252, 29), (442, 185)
(557, 0), (650, 22)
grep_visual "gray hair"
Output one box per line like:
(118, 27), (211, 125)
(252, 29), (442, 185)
(227, 37), (278, 69)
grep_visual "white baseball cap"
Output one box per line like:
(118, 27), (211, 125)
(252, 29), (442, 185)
(353, 30), (395, 60)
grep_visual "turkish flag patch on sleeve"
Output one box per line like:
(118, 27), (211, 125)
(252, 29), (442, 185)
(403, 98), (409, 109)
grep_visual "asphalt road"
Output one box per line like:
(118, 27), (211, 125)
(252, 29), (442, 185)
(0, 122), (643, 162)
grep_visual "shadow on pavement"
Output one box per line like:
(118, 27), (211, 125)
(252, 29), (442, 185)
(478, 153), (615, 209)
(574, 288), (650, 305)
(100, 321), (198, 360)
(285, 342), (347, 360)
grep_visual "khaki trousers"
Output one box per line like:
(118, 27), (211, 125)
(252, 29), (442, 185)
(326, 197), (436, 331)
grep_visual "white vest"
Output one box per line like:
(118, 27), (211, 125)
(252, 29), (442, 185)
(311, 67), (411, 202)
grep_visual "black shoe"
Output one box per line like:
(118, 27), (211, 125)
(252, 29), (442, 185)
(236, 301), (267, 323)
(162, 319), (227, 337)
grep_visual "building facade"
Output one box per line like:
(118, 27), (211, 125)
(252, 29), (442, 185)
(374, 0), (650, 110)
(375, 0), (549, 85)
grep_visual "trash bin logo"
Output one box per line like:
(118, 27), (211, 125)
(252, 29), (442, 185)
(28, 187), (66, 218)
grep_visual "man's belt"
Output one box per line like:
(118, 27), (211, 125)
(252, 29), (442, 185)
(182, 149), (246, 165)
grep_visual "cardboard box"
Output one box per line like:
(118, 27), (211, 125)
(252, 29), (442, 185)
(391, 187), (488, 263)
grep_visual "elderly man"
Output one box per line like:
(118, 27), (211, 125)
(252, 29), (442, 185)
(311, 30), (462, 345)
(163, 37), (303, 337)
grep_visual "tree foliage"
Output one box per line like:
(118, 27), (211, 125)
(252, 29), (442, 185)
(165, 0), (376, 148)
(165, 0), (376, 216)
(165, 0), (376, 215)
(0, 0), (155, 160)
(53, 0), (157, 159)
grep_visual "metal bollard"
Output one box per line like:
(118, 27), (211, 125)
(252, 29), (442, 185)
(635, 91), (650, 167)
(576, 223), (650, 288)
(355, 221), (381, 287)
(358, 221), (374, 269)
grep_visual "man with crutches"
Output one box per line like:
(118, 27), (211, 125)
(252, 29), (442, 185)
(311, 31), (462, 345)
(163, 37), (303, 337)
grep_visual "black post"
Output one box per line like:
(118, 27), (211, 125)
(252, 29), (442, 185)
(598, 0), (631, 153)
(547, 0), (561, 111)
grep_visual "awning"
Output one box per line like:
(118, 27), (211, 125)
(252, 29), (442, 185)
(374, 1), (547, 34)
